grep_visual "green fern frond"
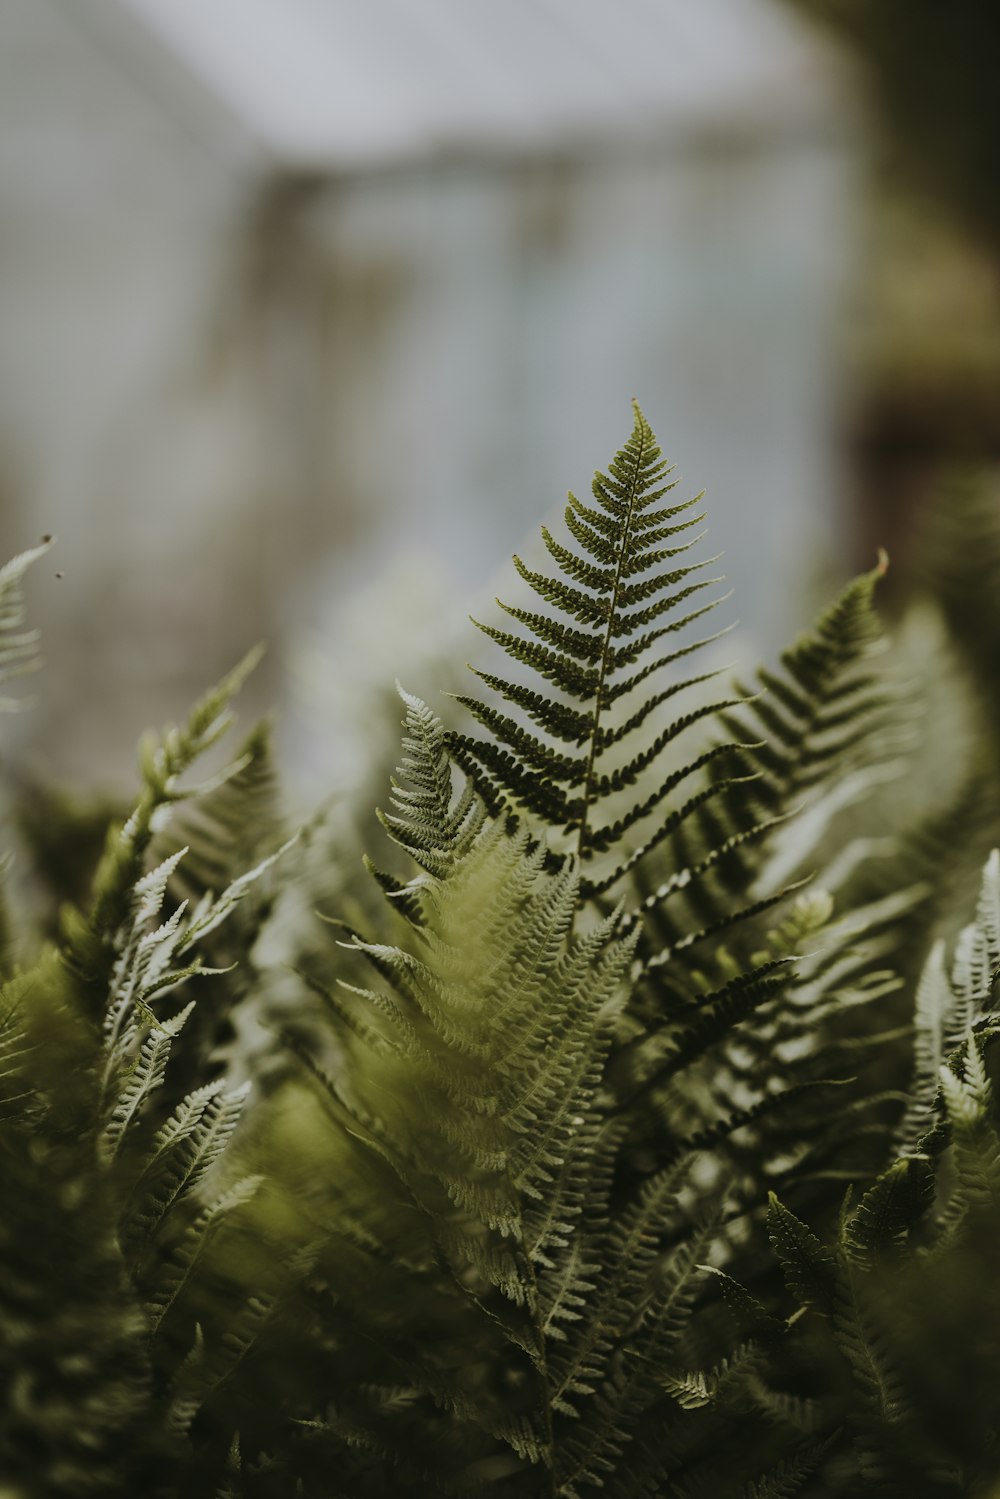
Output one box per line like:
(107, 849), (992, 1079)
(144, 1173), (264, 1332)
(64, 645), (265, 1001)
(167, 1292), (275, 1439)
(897, 849), (1000, 1154)
(0, 534), (53, 712)
(443, 411), (913, 1251)
(122, 1080), (254, 1252)
(0, 969), (38, 1120)
(841, 1157), (935, 1269)
(376, 684), (487, 882)
(100, 996), (197, 1165)
(831, 1270), (912, 1426)
(162, 717), (284, 903)
(94, 823), (277, 1169)
(0, 1126), (151, 1494)
(767, 1193), (838, 1316)
(636, 559), (902, 976)
(636, 553), (904, 964)
(738, 1437), (836, 1498)
(450, 402), (736, 899)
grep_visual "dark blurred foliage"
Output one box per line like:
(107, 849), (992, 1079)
(13, 780), (120, 940)
(793, 0), (1000, 256)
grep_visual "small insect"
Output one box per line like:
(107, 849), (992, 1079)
(55, 571), (64, 579)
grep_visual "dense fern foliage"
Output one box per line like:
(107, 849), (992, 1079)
(0, 633), (293, 1495)
(4, 408), (1000, 1497)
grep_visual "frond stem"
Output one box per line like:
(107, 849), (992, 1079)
(571, 414), (647, 922)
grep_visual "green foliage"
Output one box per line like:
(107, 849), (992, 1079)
(450, 401), (737, 905)
(0, 635), (293, 1494)
(4, 405), (1000, 1497)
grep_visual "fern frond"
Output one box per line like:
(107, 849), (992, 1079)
(0, 970), (37, 1120)
(894, 850), (1000, 1159)
(451, 402), (734, 899)
(100, 998), (196, 1166)
(738, 1437), (836, 1498)
(0, 535), (53, 711)
(290, 700), (770, 1487)
(767, 1193), (838, 1316)
(378, 685), (488, 879)
(554, 1222), (715, 1493)
(709, 552), (905, 890)
(65, 645), (265, 1001)
(167, 1292), (275, 1437)
(161, 716), (284, 902)
(831, 1271), (911, 1426)
(122, 1081), (253, 1251)
(145, 1174), (264, 1332)
(179, 834), (299, 952)
(841, 1157), (934, 1269)
(547, 1158), (693, 1418)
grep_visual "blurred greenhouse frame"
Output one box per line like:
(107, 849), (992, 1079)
(1, 0), (939, 795)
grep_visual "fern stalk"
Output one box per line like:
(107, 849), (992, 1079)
(572, 403), (654, 884)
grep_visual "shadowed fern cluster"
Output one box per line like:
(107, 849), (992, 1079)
(3, 406), (1000, 1498)
(0, 638), (295, 1495)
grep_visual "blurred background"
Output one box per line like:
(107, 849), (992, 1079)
(2, 0), (999, 796)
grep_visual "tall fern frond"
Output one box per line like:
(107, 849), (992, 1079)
(444, 411), (909, 1218)
(449, 402), (739, 903)
(607, 544), (913, 1234)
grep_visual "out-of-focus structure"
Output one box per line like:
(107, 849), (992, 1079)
(785, 0), (1000, 583)
(0, 0), (857, 787)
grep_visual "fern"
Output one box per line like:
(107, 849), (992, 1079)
(7, 413), (1000, 1497)
(277, 693), (802, 1495)
(288, 696), (637, 1482)
(732, 850), (1000, 1496)
(0, 635), (289, 1493)
(0, 534), (53, 711)
(443, 408), (912, 1258)
(274, 667), (927, 1495)
(450, 401), (739, 904)
(896, 848), (1000, 1154)
(61, 643), (264, 997)
(725, 554), (902, 863)
(641, 550), (908, 960)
